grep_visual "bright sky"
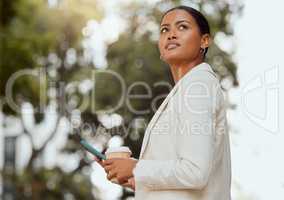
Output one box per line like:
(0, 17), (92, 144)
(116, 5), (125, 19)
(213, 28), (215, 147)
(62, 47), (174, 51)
(229, 0), (284, 199)
(1, 0), (283, 199)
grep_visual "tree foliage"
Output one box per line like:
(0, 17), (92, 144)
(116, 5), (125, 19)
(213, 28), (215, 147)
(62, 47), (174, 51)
(106, 0), (242, 157)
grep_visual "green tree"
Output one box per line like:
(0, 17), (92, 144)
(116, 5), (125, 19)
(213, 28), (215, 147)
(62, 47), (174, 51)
(1, 0), (104, 199)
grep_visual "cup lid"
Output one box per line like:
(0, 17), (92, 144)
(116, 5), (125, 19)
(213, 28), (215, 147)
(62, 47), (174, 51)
(105, 146), (132, 155)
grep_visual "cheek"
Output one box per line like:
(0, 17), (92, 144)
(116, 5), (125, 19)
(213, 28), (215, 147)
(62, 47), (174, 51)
(158, 39), (165, 54)
(181, 32), (202, 52)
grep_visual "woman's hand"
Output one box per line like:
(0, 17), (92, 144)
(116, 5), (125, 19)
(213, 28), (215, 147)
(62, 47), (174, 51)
(102, 158), (138, 184)
(122, 177), (135, 190)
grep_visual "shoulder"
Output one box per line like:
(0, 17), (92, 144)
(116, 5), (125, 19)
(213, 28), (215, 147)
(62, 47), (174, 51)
(186, 63), (218, 83)
(175, 64), (224, 112)
(179, 63), (220, 93)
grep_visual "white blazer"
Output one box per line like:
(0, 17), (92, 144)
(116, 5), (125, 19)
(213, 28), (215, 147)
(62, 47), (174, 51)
(133, 62), (231, 200)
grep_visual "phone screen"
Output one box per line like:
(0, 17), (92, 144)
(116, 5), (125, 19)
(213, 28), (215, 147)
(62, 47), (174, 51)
(80, 139), (106, 160)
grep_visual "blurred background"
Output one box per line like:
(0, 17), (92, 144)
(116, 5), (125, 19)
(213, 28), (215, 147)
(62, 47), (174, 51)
(0, 0), (283, 199)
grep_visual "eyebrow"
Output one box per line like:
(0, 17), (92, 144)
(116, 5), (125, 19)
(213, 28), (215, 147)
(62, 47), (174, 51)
(160, 20), (192, 27)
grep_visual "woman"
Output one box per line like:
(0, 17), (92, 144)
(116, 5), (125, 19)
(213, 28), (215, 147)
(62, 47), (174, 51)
(100, 6), (231, 200)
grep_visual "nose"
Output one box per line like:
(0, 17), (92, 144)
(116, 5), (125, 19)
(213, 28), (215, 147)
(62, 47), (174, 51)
(167, 29), (177, 40)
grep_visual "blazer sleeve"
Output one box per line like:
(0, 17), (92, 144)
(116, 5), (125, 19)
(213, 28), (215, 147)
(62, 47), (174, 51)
(133, 72), (220, 190)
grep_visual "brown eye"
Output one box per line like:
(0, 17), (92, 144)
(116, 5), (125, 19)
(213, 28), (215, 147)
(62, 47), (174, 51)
(178, 25), (187, 30)
(160, 27), (168, 34)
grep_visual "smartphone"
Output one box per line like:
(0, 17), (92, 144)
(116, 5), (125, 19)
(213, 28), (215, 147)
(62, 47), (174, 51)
(80, 139), (106, 160)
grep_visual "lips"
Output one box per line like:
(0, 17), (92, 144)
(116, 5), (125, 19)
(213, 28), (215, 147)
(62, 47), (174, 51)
(165, 42), (180, 50)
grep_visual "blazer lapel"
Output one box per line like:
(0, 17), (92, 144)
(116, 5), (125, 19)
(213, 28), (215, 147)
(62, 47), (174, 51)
(139, 62), (215, 158)
(139, 83), (179, 158)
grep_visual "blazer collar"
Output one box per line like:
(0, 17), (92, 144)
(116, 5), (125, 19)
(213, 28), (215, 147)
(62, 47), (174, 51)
(139, 62), (215, 158)
(179, 62), (216, 81)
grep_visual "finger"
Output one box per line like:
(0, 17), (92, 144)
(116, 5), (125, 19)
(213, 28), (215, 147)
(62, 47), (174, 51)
(117, 175), (128, 185)
(129, 178), (135, 186)
(102, 159), (115, 166)
(128, 178), (135, 190)
(121, 178), (135, 190)
(107, 171), (117, 181)
(122, 182), (134, 190)
(121, 182), (131, 188)
(104, 165), (113, 173)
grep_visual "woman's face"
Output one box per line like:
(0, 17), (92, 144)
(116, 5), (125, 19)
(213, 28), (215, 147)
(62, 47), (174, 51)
(158, 9), (208, 65)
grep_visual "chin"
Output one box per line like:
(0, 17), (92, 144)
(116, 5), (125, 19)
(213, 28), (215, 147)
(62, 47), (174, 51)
(163, 54), (185, 65)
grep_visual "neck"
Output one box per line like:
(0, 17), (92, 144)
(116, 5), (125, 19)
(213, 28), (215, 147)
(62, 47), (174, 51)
(169, 58), (204, 83)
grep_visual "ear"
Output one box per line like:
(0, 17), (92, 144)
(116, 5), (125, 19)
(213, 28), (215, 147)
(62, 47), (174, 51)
(200, 34), (211, 49)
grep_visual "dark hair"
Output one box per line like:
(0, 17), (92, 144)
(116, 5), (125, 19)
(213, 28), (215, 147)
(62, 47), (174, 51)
(161, 6), (211, 57)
